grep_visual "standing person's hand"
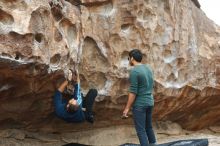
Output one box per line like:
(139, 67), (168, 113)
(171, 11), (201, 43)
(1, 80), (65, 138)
(122, 108), (129, 119)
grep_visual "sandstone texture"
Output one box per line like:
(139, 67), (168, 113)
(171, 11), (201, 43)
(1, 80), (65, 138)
(0, 0), (220, 132)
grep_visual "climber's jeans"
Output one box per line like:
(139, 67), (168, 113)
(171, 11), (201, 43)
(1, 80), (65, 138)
(132, 106), (156, 146)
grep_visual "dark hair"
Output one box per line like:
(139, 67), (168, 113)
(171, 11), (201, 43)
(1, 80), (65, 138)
(129, 49), (143, 62)
(67, 103), (79, 113)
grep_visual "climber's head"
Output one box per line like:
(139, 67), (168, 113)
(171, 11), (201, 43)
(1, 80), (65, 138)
(67, 99), (79, 113)
(128, 49), (143, 66)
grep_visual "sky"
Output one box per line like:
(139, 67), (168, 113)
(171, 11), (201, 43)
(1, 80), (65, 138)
(199, 0), (220, 26)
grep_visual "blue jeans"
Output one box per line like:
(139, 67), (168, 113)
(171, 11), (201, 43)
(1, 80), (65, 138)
(132, 106), (156, 146)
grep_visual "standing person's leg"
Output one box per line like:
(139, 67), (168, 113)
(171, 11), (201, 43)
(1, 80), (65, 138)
(132, 107), (149, 146)
(145, 106), (156, 145)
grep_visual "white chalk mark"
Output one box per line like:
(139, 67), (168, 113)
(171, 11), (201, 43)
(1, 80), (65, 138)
(97, 80), (113, 101)
(0, 55), (33, 64)
(0, 84), (13, 92)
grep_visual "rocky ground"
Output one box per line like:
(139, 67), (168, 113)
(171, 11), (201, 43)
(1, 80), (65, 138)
(1, 0), (220, 132)
(0, 121), (219, 146)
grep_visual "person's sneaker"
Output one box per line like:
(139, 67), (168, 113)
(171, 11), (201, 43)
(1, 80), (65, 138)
(149, 143), (157, 146)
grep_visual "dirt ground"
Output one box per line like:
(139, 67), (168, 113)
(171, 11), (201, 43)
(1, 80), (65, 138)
(0, 122), (219, 146)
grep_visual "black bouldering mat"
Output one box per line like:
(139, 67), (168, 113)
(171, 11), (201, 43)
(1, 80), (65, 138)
(62, 143), (90, 146)
(120, 139), (208, 146)
(62, 139), (208, 146)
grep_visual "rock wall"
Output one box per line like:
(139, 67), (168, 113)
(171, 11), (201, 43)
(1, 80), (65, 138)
(0, 0), (220, 131)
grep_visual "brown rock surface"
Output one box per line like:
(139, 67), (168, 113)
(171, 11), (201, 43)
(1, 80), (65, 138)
(0, 0), (220, 132)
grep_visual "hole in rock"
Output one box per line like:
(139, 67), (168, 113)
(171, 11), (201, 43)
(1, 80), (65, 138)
(0, 9), (14, 25)
(81, 37), (110, 70)
(51, 6), (63, 21)
(59, 19), (78, 49)
(14, 52), (24, 60)
(176, 57), (185, 67)
(6, 32), (33, 57)
(35, 33), (43, 43)
(29, 8), (50, 33)
(50, 54), (61, 65)
(164, 49), (172, 56)
(155, 24), (164, 33)
(15, 54), (19, 60)
(84, 0), (113, 15)
(54, 28), (62, 42)
(66, 0), (81, 6)
(164, 0), (171, 14)
(121, 51), (129, 59)
(121, 24), (131, 31)
(143, 9), (152, 20)
(167, 73), (176, 81)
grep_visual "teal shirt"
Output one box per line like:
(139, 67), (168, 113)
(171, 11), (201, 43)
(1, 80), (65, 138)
(129, 64), (154, 107)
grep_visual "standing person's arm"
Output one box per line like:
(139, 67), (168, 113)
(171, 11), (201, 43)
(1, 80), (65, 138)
(123, 70), (138, 117)
(123, 93), (136, 117)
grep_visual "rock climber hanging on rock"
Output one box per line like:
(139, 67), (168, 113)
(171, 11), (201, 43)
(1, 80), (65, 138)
(53, 69), (97, 123)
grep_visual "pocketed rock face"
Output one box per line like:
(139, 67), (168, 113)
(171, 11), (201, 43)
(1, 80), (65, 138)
(0, 0), (220, 131)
